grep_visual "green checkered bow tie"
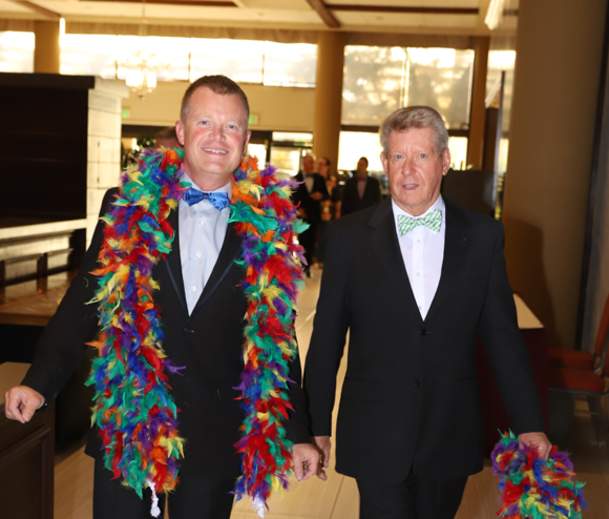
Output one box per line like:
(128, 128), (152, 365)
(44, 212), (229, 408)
(397, 208), (442, 236)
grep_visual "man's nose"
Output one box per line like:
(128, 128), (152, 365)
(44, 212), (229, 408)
(399, 156), (416, 176)
(211, 124), (226, 139)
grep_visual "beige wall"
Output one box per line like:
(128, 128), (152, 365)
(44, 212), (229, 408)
(123, 81), (315, 131)
(503, 0), (607, 345)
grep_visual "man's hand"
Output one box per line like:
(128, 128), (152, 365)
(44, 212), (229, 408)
(292, 443), (321, 482)
(519, 431), (552, 460)
(313, 435), (331, 481)
(4, 385), (45, 424)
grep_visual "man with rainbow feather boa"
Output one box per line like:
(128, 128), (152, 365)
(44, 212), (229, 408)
(5, 75), (319, 518)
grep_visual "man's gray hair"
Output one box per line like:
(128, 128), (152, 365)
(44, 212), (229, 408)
(379, 106), (449, 154)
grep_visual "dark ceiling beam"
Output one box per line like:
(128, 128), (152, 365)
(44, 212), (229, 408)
(327, 4), (479, 15)
(11, 0), (61, 19)
(306, 0), (341, 28)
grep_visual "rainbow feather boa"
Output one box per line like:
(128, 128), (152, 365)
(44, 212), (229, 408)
(86, 147), (307, 516)
(492, 431), (586, 518)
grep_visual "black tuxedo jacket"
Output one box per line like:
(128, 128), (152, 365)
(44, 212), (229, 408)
(304, 198), (543, 482)
(292, 172), (329, 224)
(23, 189), (310, 479)
(341, 176), (382, 216)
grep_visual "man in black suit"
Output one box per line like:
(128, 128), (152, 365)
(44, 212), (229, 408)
(292, 154), (329, 275)
(304, 106), (551, 519)
(5, 75), (319, 519)
(341, 156), (382, 216)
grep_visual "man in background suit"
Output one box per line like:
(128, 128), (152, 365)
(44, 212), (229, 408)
(5, 75), (318, 519)
(341, 156), (382, 216)
(292, 154), (329, 275)
(304, 106), (551, 518)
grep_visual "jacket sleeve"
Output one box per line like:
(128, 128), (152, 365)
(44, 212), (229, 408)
(284, 340), (312, 444)
(21, 189), (117, 402)
(477, 221), (544, 434)
(303, 222), (350, 436)
(318, 175), (330, 201)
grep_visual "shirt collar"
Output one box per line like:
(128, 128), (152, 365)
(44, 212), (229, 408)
(391, 195), (445, 220)
(180, 170), (232, 197)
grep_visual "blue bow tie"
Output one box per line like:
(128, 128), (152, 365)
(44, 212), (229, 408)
(183, 187), (230, 211)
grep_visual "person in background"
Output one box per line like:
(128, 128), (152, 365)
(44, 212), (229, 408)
(292, 154), (329, 276)
(318, 156), (334, 223)
(305, 105), (551, 519)
(341, 156), (382, 216)
(317, 156), (338, 264)
(155, 125), (181, 148)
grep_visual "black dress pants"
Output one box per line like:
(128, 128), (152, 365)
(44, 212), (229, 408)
(93, 459), (236, 519)
(356, 473), (467, 519)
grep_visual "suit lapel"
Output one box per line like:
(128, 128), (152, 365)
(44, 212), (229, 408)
(164, 204), (188, 314)
(424, 202), (469, 323)
(369, 199), (422, 323)
(190, 222), (242, 316)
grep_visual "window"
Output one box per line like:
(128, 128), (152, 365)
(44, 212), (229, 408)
(342, 46), (407, 127)
(262, 42), (317, 87)
(486, 50), (516, 134)
(61, 34), (122, 77)
(338, 131), (383, 173)
(270, 132), (313, 176)
(190, 39), (264, 83)
(59, 34), (316, 88)
(405, 48), (474, 130)
(342, 45), (474, 129)
(338, 130), (469, 174)
(0, 31), (34, 72)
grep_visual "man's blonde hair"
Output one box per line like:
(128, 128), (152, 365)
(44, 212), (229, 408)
(380, 106), (448, 154)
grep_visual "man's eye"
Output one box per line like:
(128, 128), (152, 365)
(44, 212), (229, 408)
(227, 123), (240, 131)
(418, 152), (428, 160)
(198, 119), (211, 127)
(392, 153), (404, 162)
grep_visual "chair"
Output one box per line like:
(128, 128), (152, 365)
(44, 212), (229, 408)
(547, 300), (609, 445)
(546, 294), (609, 371)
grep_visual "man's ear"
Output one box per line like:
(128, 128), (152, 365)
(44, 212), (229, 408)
(242, 130), (252, 155)
(175, 120), (185, 147)
(442, 147), (451, 175)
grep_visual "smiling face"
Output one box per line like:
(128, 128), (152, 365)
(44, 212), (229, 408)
(176, 86), (250, 190)
(381, 127), (450, 216)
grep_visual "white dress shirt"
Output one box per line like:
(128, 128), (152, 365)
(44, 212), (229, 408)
(392, 196), (446, 320)
(304, 175), (314, 193)
(179, 173), (231, 315)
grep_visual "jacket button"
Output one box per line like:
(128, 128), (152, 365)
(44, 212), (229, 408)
(184, 327), (195, 334)
(415, 378), (422, 388)
(420, 327), (428, 336)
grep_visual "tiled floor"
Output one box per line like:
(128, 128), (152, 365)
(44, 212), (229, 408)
(53, 266), (609, 518)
